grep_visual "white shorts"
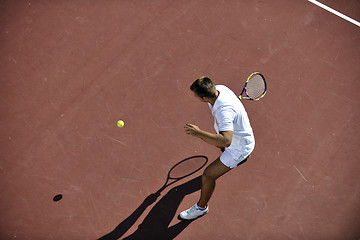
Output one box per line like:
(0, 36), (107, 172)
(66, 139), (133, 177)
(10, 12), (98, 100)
(220, 148), (251, 169)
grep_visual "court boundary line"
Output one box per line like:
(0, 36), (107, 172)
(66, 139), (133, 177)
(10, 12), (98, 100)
(307, 0), (360, 27)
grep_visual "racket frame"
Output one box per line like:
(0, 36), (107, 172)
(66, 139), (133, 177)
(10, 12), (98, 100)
(239, 72), (267, 101)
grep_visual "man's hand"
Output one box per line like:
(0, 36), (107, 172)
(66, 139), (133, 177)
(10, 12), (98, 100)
(184, 124), (201, 137)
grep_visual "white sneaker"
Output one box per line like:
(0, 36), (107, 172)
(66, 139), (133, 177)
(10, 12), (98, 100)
(179, 204), (209, 220)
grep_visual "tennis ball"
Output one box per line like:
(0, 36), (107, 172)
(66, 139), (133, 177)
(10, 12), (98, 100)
(117, 120), (124, 128)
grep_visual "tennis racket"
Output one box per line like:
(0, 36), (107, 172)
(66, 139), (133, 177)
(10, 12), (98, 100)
(238, 72), (267, 101)
(156, 155), (208, 193)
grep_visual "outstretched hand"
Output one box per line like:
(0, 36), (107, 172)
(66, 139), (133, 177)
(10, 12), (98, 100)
(184, 124), (201, 137)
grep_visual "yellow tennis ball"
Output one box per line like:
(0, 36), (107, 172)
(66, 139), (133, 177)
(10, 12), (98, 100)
(117, 120), (124, 128)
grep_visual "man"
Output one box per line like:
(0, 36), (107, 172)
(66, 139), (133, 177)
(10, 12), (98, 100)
(179, 76), (255, 220)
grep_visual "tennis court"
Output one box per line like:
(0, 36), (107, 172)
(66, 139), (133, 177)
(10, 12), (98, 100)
(1, 0), (359, 239)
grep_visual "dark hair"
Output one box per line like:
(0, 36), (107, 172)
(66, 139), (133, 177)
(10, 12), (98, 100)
(190, 76), (217, 98)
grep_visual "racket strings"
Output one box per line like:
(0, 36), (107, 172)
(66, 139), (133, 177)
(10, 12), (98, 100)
(246, 75), (266, 99)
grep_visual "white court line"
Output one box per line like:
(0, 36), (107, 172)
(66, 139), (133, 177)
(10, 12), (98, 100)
(308, 0), (360, 27)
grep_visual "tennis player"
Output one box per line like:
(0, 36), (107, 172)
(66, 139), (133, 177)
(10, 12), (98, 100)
(179, 76), (255, 220)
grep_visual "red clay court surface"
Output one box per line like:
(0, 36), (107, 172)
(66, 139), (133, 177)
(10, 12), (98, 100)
(1, 1), (360, 240)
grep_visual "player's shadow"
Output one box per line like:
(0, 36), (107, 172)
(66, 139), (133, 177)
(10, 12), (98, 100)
(98, 156), (207, 240)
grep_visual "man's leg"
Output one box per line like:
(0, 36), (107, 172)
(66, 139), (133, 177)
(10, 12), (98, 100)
(197, 157), (231, 208)
(179, 157), (231, 220)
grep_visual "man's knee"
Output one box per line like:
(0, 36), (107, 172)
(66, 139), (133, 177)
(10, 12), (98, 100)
(202, 158), (231, 180)
(202, 167), (217, 180)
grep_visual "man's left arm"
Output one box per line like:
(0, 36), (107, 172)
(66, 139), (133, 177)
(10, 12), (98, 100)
(184, 124), (233, 148)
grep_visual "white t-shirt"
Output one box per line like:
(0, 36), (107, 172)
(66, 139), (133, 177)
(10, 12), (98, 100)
(208, 85), (255, 159)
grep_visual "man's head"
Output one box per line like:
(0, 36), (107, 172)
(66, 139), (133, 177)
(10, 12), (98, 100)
(190, 76), (217, 102)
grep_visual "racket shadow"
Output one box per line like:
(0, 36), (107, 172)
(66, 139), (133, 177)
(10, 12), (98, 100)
(98, 156), (208, 240)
